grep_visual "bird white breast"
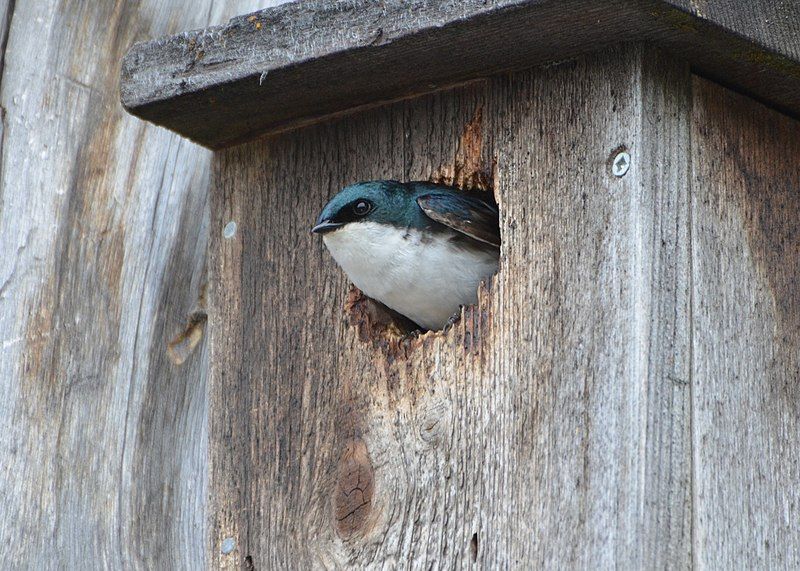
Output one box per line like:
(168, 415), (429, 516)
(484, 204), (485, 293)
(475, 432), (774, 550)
(322, 221), (498, 330)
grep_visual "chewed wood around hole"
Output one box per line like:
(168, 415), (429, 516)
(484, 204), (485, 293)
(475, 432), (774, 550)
(341, 106), (500, 355)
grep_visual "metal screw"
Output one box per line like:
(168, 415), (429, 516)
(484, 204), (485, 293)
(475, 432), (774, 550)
(221, 537), (236, 555)
(223, 221), (237, 239)
(612, 151), (631, 177)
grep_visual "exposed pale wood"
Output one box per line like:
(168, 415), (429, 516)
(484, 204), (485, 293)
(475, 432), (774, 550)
(0, 1), (282, 569)
(209, 46), (693, 568)
(120, 0), (800, 148)
(691, 77), (800, 569)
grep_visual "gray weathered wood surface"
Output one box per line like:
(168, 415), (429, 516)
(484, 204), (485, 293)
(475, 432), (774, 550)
(0, 1), (283, 569)
(120, 0), (800, 148)
(209, 45), (695, 568)
(691, 77), (800, 569)
(3, 0), (797, 568)
(669, 0), (800, 60)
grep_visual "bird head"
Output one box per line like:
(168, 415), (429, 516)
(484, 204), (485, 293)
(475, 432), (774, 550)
(312, 180), (423, 235)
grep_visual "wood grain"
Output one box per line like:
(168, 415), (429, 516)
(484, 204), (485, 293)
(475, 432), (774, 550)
(0, 1), (284, 569)
(691, 77), (800, 569)
(209, 45), (693, 568)
(668, 0), (800, 60)
(2, 1), (794, 566)
(120, 0), (800, 148)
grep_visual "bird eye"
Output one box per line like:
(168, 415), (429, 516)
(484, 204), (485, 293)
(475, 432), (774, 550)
(353, 200), (372, 216)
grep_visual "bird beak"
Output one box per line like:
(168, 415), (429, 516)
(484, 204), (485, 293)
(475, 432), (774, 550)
(311, 220), (343, 234)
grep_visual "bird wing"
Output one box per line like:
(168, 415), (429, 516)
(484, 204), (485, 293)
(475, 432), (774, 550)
(416, 192), (500, 248)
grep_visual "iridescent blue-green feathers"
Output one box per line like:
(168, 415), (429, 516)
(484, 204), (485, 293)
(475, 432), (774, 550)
(415, 190), (500, 248)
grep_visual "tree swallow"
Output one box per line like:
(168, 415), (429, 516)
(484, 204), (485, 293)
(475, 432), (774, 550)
(312, 180), (500, 330)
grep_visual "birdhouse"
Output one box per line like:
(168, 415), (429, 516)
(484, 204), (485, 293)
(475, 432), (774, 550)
(121, 2), (800, 568)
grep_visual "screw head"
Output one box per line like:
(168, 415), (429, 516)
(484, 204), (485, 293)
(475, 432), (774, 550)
(223, 221), (237, 239)
(612, 151), (631, 177)
(221, 537), (236, 555)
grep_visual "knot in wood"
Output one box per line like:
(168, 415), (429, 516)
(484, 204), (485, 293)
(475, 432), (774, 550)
(416, 399), (451, 447)
(333, 438), (374, 539)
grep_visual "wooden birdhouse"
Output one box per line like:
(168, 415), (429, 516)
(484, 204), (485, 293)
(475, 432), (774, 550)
(121, 1), (800, 568)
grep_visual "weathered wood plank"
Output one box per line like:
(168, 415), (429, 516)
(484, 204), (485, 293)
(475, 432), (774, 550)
(691, 77), (800, 569)
(637, 50), (693, 569)
(209, 45), (693, 568)
(0, 1), (281, 569)
(120, 0), (800, 148)
(667, 0), (800, 60)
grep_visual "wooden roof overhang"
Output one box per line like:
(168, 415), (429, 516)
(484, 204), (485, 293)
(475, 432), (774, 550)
(120, 0), (800, 149)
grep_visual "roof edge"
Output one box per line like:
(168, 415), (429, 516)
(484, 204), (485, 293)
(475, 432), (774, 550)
(120, 0), (800, 148)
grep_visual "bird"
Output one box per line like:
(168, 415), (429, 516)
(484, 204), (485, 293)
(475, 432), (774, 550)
(312, 180), (500, 331)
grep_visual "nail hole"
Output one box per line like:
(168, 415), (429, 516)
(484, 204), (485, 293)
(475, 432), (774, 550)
(220, 537), (236, 555)
(223, 220), (237, 239)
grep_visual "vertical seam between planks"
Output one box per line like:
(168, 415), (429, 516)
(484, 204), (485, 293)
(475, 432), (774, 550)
(687, 76), (699, 571)
(0, 0), (15, 81)
(632, 44), (648, 570)
(0, 0), (17, 221)
(116, 135), (174, 562)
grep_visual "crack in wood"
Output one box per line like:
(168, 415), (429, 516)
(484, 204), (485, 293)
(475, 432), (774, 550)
(333, 438), (375, 539)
